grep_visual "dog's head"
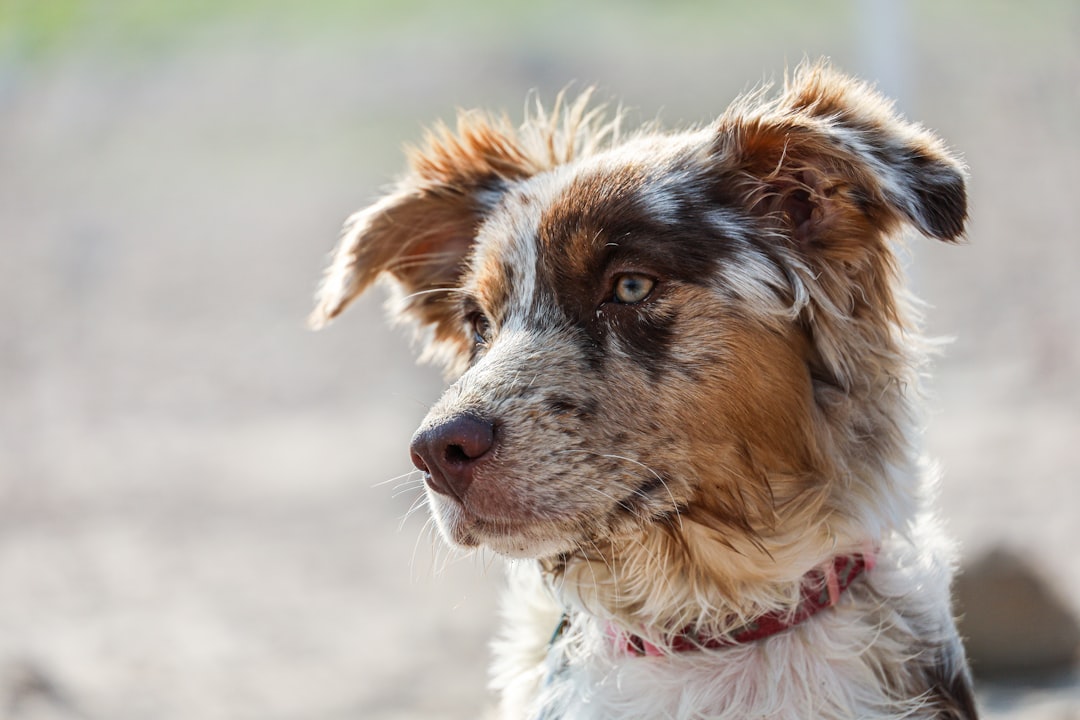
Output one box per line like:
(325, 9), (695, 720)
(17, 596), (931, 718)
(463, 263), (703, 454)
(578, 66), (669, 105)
(313, 64), (966, 578)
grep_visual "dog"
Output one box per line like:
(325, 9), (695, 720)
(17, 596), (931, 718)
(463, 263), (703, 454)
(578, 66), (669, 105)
(311, 62), (977, 719)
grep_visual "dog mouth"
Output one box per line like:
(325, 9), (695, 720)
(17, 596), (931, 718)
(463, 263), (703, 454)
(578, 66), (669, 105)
(422, 481), (579, 557)
(409, 411), (687, 558)
(449, 513), (578, 559)
(420, 467), (683, 559)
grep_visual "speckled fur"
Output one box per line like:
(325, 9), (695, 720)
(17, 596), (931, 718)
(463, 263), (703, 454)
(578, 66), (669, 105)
(313, 62), (977, 719)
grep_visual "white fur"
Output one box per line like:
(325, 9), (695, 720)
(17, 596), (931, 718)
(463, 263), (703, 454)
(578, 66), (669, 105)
(492, 509), (964, 720)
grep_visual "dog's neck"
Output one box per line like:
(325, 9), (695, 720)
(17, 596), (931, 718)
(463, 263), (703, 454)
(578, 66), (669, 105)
(552, 551), (873, 656)
(541, 517), (889, 641)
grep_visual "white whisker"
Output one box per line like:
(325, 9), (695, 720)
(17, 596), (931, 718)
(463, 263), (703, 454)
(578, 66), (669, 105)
(397, 286), (470, 304)
(373, 467), (423, 488)
(409, 515), (436, 582)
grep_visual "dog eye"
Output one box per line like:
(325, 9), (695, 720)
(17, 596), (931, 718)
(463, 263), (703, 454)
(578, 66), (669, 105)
(611, 273), (656, 304)
(467, 311), (492, 346)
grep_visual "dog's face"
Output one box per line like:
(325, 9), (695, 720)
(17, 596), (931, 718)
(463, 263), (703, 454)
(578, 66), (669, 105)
(402, 145), (819, 559)
(313, 66), (966, 566)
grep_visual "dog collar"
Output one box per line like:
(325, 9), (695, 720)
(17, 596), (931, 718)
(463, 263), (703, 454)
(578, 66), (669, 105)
(553, 553), (873, 657)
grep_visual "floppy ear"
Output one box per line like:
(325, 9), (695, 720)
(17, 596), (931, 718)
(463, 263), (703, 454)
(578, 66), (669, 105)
(311, 93), (612, 370)
(717, 62), (967, 258)
(712, 62), (967, 390)
(309, 112), (541, 365)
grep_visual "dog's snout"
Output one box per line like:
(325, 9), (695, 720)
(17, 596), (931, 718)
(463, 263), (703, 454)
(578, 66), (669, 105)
(410, 415), (496, 501)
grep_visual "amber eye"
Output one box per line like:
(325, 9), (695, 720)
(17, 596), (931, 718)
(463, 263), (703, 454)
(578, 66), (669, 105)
(467, 311), (492, 346)
(611, 273), (656, 304)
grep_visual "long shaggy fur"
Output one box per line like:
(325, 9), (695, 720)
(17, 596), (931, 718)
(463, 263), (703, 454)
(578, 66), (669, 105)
(313, 61), (977, 719)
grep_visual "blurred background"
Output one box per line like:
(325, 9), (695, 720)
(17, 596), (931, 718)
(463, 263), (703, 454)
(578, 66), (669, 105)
(1, 1), (1078, 718)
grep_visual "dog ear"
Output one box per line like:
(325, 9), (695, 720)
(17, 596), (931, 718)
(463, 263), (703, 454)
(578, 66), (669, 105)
(311, 94), (611, 370)
(711, 62), (967, 391)
(310, 112), (542, 364)
(716, 62), (967, 257)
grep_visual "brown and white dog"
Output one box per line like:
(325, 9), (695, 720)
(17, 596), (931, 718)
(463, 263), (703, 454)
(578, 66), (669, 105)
(312, 62), (977, 719)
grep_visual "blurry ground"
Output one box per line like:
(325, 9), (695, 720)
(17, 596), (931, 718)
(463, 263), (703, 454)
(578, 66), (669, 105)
(1, 1), (1078, 718)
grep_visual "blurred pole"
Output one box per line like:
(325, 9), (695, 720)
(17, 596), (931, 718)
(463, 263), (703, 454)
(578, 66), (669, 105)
(853, 0), (922, 291)
(855, 0), (912, 113)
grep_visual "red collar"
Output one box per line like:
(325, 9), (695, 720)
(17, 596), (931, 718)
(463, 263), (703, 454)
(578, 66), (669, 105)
(553, 553), (873, 657)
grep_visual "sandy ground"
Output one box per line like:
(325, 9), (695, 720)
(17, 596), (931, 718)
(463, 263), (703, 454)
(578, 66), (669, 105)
(1, 3), (1079, 718)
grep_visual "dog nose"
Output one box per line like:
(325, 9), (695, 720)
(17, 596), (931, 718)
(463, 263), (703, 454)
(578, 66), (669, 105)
(410, 415), (496, 501)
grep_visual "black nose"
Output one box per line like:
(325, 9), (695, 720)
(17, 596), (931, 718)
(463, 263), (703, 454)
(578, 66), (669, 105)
(410, 415), (496, 501)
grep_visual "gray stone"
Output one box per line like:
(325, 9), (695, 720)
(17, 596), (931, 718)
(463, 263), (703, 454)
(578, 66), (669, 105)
(955, 547), (1080, 681)
(1, 659), (86, 720)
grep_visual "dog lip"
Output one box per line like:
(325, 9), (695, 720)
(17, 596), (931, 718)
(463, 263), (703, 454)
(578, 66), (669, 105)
(427, 484), (603, 559)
